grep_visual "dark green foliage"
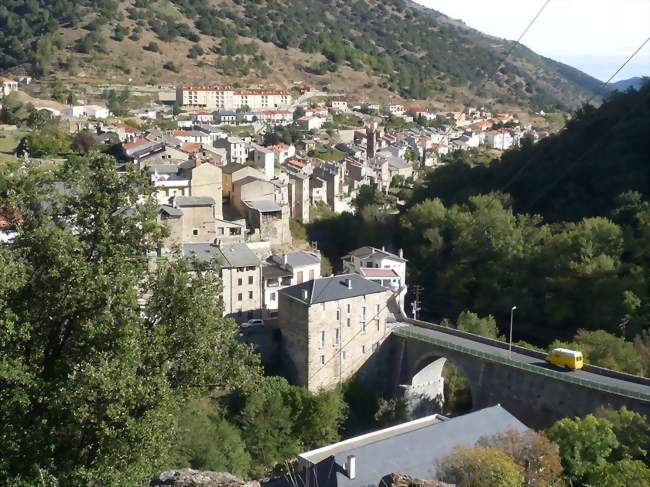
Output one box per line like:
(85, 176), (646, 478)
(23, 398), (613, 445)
(410, 83), (650, 223)
(169, 377), (348, 478)
(104, 87), (130, 116)
(0, 153), (260, 485)
(144, 41), (161, 53)
(547, 408), (650, 485)
(0, 1), (600, 105)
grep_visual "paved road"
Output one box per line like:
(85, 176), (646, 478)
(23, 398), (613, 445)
(393, 322), (650, 398)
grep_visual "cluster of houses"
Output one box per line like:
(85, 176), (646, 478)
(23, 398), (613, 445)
(1, 78), (556, 399)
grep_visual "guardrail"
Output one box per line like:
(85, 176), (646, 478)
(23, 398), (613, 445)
(401, 316), (650, 387)
(392, 326), (650, 403)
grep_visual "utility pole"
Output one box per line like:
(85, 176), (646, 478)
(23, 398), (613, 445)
(412, 285), (423, 320)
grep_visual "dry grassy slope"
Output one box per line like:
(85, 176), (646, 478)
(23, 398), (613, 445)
(44, 0), (597, 110)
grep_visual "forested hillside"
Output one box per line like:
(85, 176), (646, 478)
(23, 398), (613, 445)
(309, 83), (650, 350)
(410, 82), (650, 222)
(1, 0), (602, 109)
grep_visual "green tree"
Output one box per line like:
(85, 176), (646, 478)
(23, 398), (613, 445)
(586, 460), (650, 486)
(455, 311), (500, 339)
(546, 414), (619, 484)
(21, 123), (72, 157)
(353, 185), (387, 212)
(437, 446), (524, 487)
(595, 406), (650, 462)
(0, 92), (29, 125)
(0, 153), (260, 485)
(71, 130), (97, 154)
(550, 329), (644, 375)
(237, 377), (302, 471)
(27, 109), (52, 129)
(170, 397), (253, 478)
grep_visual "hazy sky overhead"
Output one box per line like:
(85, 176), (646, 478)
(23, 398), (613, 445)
(414, 0), (650, 82)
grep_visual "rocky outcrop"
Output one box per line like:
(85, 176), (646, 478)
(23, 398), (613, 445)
(150, 469), (261, 487)
(379, 473), (455, 487)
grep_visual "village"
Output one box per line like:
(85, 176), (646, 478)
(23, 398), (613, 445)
(0, 76), (558, 391)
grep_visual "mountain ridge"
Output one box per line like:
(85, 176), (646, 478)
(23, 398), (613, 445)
(1, 0), (603, 110)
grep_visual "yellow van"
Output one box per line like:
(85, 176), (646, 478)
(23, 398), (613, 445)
(547, 348), (584, 370)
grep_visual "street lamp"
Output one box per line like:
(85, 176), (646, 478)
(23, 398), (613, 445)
(509, 306), (517, 358)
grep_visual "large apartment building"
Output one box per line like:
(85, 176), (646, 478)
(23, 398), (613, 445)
(278, 274), (393, 391)
(176, 86), (292, 111)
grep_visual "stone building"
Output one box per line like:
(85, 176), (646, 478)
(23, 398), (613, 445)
(278, 274), (392, 391)
(183, 242), (262, 322)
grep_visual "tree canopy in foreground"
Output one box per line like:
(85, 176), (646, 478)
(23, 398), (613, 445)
(0, 154), (260, 485)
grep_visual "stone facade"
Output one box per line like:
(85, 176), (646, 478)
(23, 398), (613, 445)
(279, 279), (392, 391)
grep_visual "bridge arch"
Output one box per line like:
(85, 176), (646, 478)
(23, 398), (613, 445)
(403, 352), (475, 418)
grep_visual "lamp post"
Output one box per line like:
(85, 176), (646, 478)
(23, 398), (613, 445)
(509, 306), (517, 358)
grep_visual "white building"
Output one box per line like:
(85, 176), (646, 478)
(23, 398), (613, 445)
(0, 77), (18, 96)
(262, 250), (322, 315)
(64, 105), (109, 119)
(331, 100), (349, 113)
(486, 130), (515, 151)
(342, 246), (407, 301)
(254, 146), (276, 180)
(176, 86), (292, 111)
(297, 115), (326, 131)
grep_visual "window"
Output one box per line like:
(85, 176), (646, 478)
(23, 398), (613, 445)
(248, 276), (254, 285)
(334, 328), (339, 345)
(246, 266), (256, 271)
(372, 342), (379, 352)
(248, 291), (253, 299)
(309, 269), (315, 280)
(342, 350), (346, 360)
(297, 270), (304, 284)
(319, 331), (325, 349)
(362, 345), (366, 354)
(270, 292), (276, 302)
(362, 322), (366, 333)
(336, 310), (340, 321)
(347, 304), (351, 313)
(347, 318), (351, 327)
(237, 293), (242, 301)
(217, 227), (224, 236)
(320, 355), (325, 365)
(192, 228), (199, 236)
(238, 278), (243, 286)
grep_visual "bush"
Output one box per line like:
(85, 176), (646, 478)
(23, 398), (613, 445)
(144, 41), (160, 53)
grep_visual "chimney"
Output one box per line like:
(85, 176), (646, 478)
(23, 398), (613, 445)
(283, 253), (288, 265)
(345, 455), (356, 480)
(302, 289), (309, 301)
(345, 278), (352, 290)
(381, 246), (385, 252)
(399, 248), (403, 259)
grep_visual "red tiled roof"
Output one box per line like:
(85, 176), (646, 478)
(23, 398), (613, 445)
(117, 123), (138, 133)
(172, 130), (193, 137)
(0, 76), (16, 83)
(181, 143), (202, 153)
(123, 138), (150, 150)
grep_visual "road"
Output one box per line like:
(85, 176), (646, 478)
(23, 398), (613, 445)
(393, 322), (650, 398)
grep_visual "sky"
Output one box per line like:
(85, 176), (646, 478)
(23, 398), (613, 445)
(414, 0), (650, 82)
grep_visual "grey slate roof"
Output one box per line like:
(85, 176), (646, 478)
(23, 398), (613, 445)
(279, 273), (387, 305)
(159, 205), (183, 218)
(220, 162), (248, 174)
(236, 175), (265, 186)
(269, 251), (320, 268)
(183, 243), (220, 264)
(345, 246), (407, 262)
(173, 196), (215, 207)
(262, 263), (293, 280)
(244, 199), (281, 213)
(215, 243), (260, 268)
(296, 405), (527, 487)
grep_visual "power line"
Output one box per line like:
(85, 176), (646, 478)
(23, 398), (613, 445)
(476, 0), (552, 96)
(586, 36), (650, 105)
(499, 36), (650, 196)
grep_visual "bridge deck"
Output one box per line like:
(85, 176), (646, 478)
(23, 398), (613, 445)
(392, 323), (650, 401)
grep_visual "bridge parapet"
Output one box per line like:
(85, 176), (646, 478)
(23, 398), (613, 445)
(392, 326), (650, 403)
(399, 317), (650, 389)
